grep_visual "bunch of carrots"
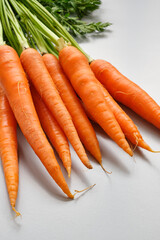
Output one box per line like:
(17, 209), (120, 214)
(0, 0), (159, 217)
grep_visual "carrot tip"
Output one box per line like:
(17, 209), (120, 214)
(126, 146), (134, 157)
(12, 206), (21, 217)
(100, 163), (112, 174)
(150, 150), (160, 153)
(133, 139), (160, 153)
(141, 141), (160, 153)
(68, 193), (74, 199)
(133, 135), (154, 153)
(138, 143), (160, 153)
(73, 183), (96, 198)
(126, 143), (134, 157)
(86, 163), (93, 169)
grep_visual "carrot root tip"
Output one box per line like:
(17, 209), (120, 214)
(129, 149), (134, 157)
(134, 137), (159, 153)
(150, 150), (160, 153)
(100, 163), (112, 174)
(68, 193), (74, 199)
(73, 183), (96, 197)
(86, 163), (93, 169)
(12, 207), (21, 217)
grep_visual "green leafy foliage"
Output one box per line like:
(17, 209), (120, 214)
(38, 0), (101, 19)
(53, 13), (111, 36)
(37, 0), (111, 36)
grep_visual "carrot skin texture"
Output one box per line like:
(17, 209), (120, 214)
(30, 85), (72, 176)
(82, 102), (95, 122)
(0, 86), (18, 210)
(94, 80), (152, 151)
(43, 54), (102, 163)
(20, 48), (92, 169)
(0, 45), (73, 198)
(59, 46), (133, 156)
(90, 59), (160, 129)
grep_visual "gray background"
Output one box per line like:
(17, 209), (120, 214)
(1, 0), (160, 239)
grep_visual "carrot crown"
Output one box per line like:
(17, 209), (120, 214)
(2, 0), (93, 62)
(9, 0), (93, 62)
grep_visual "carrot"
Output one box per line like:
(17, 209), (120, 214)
(88, 79), (152, 151)
(42, 53), (102, 164)
(20, 48), (92, 169)
(30, 84), (72, 177)
(90, 59), (160, 129)
(0, 86), (19, 216)
(0, 44), (73, 199)
(82, 101), (95, 122)
(59, 46), (133, 156)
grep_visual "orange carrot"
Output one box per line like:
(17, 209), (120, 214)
(42, 53), (102, 164)
(82, 101), (95, 122)
(0, 45), (73, 198)
(20, 48), (92, 169)
(30, 84), (72, 177)
(59, 46), (133, 156)
(88, 79), (152, 151)
(90, 59), (160, 129)
(0, 86), (19, 216)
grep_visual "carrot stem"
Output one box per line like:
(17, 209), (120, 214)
(0, 0), (19, 51)
(25, 19), (47, 54)
(44, 38), (59, 57)
(0, 20), (5, 46)
(1, 0), (29, 52)
(12, 0), (93, 61)
(25, 19), (58, 56)
(5, 0), (29, 49)
(17, 0), (68, 41)
(9, 0), (70, 53)
(12, 0), (59, 45)
(8, 0), (63, 56)
(25, 18), (59, 58)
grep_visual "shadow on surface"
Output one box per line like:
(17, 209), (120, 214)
(134, 147), (152, 165)
(18, 132), (70, 201)
(120, 104), (160, 141)
(93, 124), (131, 174)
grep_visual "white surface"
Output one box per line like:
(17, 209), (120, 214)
(1, 1), (160, 239)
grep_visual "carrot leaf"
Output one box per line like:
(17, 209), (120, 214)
(37, 0), (102, 19)
(36, 0), (111, 36)
(50, 13), (111, 37)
